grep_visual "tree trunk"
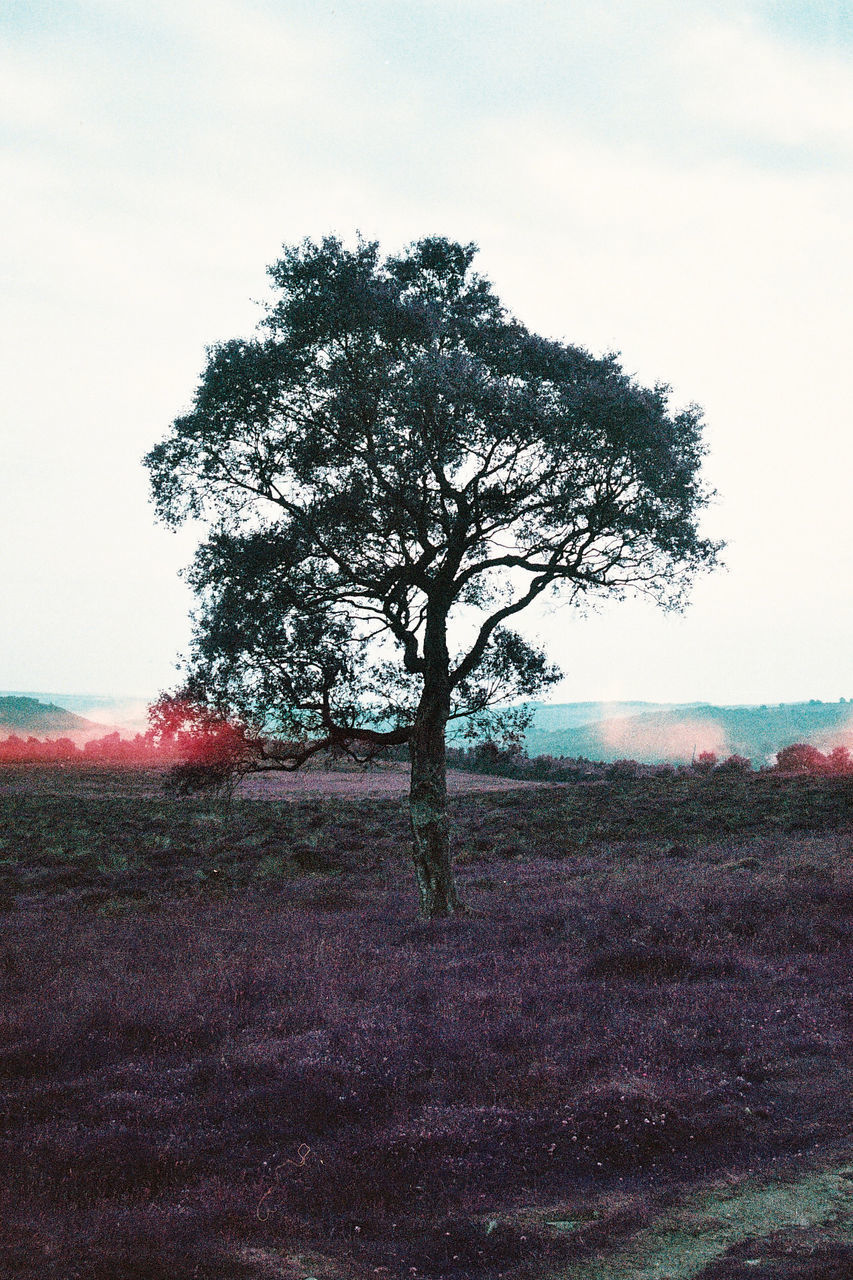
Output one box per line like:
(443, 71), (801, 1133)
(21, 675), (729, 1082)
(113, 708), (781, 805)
(408, 677), (462, 918)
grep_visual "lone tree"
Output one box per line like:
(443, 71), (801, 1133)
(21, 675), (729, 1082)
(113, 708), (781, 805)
(145, 235), (720, 917)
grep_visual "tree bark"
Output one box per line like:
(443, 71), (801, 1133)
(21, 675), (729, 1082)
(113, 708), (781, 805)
(408, 674), (462, 918)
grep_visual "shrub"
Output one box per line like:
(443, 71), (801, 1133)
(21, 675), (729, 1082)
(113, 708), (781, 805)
(775, 743), (829, 774)
(608, 759), (641, 779)
(715, 754), (752, 774)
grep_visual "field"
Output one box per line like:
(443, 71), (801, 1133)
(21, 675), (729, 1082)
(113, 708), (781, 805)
(1, 762), (852, 1280)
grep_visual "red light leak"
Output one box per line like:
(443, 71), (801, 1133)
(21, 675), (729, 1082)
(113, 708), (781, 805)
(0, 700), (248, 767)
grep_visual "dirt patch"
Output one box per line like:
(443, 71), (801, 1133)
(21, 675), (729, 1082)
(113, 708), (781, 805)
(0, 759), (553, 802)
(239, 761), (554, 799)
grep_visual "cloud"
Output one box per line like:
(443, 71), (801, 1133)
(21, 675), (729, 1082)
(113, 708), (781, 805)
(674, 14), (853, 157)
(0, 50), (73, 131)
(2, 0), (852, 700)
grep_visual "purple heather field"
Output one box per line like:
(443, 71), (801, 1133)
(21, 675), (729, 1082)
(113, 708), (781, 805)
(1, 762), (851, 1279)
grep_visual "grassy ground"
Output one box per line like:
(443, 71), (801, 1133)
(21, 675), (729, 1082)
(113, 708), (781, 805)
(0, 763), (851, 1279)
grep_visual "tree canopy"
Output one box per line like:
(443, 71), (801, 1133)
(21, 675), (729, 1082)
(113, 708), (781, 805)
(145, 234), (721, 915)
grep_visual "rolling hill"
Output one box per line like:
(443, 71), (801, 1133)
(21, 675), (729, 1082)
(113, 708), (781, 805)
(2, 692), (852, 766)
(0, 697), (110, 741)
(523, 700), (853, 764)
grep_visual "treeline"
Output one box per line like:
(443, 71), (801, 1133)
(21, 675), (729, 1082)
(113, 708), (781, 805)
(0, 731), (184, 764)
(2, 729), (852, 777)
(445, 741), (853, 779)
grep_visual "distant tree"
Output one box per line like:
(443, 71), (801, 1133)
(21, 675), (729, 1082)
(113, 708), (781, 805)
(826, 744), (852, 775)
(84, 732), (122, 759)
(775, 743), (827, 773)
(608, 758), (641, 779)
(715, 753), (752, 773)
(144, 235), (721, 917)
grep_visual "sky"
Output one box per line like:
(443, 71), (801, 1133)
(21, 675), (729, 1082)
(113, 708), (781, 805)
(2, 0), (852, 708)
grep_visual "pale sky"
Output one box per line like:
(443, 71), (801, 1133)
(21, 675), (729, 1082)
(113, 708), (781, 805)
(2, 0), (852, 706)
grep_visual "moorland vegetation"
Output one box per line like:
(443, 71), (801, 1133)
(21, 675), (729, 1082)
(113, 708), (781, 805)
(0, 760), (851, 1278)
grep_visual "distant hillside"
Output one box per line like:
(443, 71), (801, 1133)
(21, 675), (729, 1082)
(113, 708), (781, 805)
(0, 697), (110, 740)
(0, 691), (150, 733)
(3, 691), (852, 766)
(524, 701), (853, 764)
(523, 701), (680, 737)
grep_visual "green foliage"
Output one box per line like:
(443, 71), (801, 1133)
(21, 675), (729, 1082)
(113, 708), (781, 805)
(144, 234), (720, 756)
